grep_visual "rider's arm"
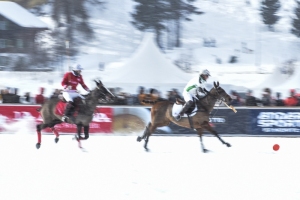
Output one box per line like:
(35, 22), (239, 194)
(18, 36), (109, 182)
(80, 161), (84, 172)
(79, 76), (90, 91)
(61, 72), (70, 89)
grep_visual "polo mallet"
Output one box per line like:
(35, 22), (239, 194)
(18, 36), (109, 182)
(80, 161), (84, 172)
(224, 102), (237, 113)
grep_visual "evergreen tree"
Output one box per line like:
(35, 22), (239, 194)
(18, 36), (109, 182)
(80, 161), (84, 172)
(49, 0), (104, 61)
(260, 0), (281, 31)
(2, 0), (47, 8)
(131, 0), (168, 47)
(291, 1), (300, 38)
(167, 0), (203, 47)
(131, 0), (202, 48)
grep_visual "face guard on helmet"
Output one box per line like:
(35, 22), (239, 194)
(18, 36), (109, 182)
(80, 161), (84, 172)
(201, 69), (211, 77)
(199, 69), (211, 82)
(72, 64), (83, 76)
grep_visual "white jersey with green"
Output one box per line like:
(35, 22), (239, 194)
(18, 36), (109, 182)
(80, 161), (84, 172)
(182, 76), (207, 101)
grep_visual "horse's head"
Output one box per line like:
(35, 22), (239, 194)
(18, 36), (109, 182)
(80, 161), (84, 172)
(92, 80), (115, 103)
(208, 81), (232, 105)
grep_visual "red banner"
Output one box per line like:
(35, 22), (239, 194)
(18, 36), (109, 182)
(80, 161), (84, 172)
(0, 105), (113, 134)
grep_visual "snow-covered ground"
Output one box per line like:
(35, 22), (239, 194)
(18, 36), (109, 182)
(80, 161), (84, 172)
(0, 134), (299, 200)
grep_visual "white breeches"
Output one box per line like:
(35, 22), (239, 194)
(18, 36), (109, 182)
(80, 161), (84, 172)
(183, 91), (195, 102)
(183, 91), (204, 102)
(62, 91), (85, 102)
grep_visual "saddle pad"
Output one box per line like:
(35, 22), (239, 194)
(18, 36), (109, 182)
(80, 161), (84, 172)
(172, 103), (197, 118)
(55, 101), (67, 116)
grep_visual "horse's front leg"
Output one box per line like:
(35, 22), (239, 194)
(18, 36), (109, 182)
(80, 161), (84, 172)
(83, 125), (89, 140)
(195, 128), (209, 153)
(75, 124), (83, 148)
(202, 121), (231, 148)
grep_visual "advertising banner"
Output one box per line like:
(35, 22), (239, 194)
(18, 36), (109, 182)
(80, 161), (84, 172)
(165, 108), (250, 135)
(250, 109), (300, 135)
(0, 105), (113, 134)
(112, 107), (250, 135)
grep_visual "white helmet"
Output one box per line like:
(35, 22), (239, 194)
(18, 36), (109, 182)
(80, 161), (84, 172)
(72, 64), (83, 71)
(201, 69), (211, 76)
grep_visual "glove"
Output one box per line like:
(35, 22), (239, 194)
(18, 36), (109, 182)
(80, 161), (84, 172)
(198, 87), (204, 93)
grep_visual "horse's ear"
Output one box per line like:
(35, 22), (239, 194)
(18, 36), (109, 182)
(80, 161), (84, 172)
(213, 81), (217, 88)
(217, 81), (219, 87)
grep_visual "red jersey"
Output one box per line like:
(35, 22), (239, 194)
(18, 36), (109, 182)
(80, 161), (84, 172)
(61, 71), (89, 91)
(284, 96), (298, 106)
(35, 94), (45, 104)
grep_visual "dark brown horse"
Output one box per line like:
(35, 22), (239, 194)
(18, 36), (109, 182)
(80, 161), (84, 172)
(36, 80), (114, 149)
(137, 82), (233, 153)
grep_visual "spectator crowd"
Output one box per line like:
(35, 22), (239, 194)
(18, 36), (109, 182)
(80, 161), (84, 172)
(1, 85), (300, 107)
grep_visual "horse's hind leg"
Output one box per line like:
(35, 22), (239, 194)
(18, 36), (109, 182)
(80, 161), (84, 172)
(36, 123), (49, 149)
(51, 127), (60, 143)
(195, 128), (209, 153)
(137, 122), (151, 142)
(144, 123), (158, 151)
(202, 121), (231, 148)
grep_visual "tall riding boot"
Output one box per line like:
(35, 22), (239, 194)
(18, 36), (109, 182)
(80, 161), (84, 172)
(175, 100), (193, 121)
(62, 101), (74, 122)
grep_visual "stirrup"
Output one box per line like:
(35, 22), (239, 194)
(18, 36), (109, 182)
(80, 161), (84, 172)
(175, 115), (181, 121)
(62, 115), (69, 122)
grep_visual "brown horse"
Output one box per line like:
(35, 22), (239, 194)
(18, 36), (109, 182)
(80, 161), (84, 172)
(36, 80), (114, 149)
(137, 81), (233, 153)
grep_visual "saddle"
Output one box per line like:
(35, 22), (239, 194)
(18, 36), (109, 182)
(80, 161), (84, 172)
(55, 97), (84, 117)
(175, 98), (206, 114)
(175, 98), (194, 114)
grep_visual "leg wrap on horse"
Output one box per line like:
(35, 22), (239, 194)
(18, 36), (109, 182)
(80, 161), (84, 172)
(83, 126), (89, 139)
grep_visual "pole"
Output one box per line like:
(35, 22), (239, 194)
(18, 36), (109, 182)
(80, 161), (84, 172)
(65, 40), (70, 72)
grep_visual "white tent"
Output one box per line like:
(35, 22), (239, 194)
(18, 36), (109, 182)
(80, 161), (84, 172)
(103, 33), (193, 95)
(252, 64), (300, 97)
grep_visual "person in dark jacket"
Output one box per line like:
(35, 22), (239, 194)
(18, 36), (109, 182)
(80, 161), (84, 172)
(275, 92), (284, 106)
(245, 90), (257, 106)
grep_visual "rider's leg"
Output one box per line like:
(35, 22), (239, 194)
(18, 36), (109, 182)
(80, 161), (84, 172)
(62, 101), (74, 121)
(175, 92), (194, 121)
(62, 91), (74, 122)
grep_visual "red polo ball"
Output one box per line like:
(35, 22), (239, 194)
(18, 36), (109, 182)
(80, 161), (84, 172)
(273, 144), (280, 151)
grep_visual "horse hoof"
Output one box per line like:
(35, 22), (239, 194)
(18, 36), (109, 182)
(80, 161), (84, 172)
(137, 136), (142, 142)
(202, 149), (209, 153)
(36, 143), (41, 149)
(55, 138), (59, 143)
(226, 143), (231, 147)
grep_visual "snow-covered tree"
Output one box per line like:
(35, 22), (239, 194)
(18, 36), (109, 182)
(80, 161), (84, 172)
(260, 0), (281, 31)
(291, 1), (300, 38)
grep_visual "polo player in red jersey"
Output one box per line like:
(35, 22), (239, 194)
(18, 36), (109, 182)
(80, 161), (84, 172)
(61, 64), (91, 122)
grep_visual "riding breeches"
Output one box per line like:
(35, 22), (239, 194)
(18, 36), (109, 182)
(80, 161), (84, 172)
(183, 91), (204, 102)
(62, 91), (85, 102)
